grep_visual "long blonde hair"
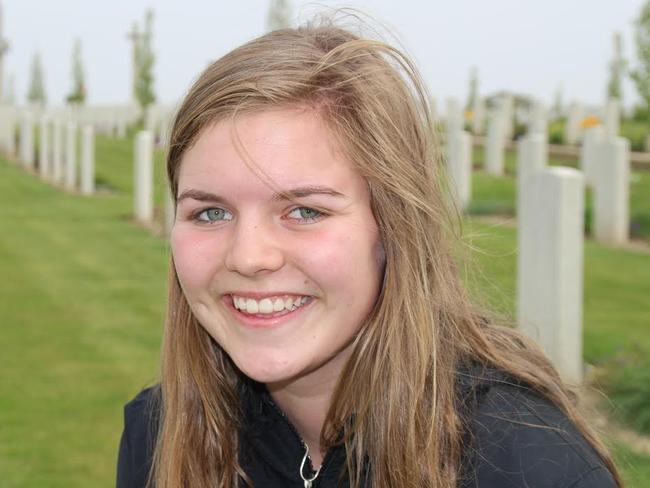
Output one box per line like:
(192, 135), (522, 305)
(153, 20), (622, 488)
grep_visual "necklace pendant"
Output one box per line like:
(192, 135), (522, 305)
(304, 481), (312, 488)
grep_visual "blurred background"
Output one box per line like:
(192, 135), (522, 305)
(1, 1), (649, 486)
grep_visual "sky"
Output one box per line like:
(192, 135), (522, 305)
(2, 0), (647, 109)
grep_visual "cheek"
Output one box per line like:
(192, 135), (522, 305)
(171, 228), (225, 289)
(292, 223), (383, 299)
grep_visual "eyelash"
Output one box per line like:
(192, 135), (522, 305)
(190, 206), (327, 225)
(285, 206), (326, 224)
(192, 207), (233, 224)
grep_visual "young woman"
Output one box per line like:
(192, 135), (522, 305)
(117, 21), (621, 488)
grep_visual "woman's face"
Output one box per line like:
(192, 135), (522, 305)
(171, 108), (385, 388)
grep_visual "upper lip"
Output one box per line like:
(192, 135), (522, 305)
(225, 291), (311, 299)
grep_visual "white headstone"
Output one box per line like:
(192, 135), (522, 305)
(501, 94), (514, 141)
(6, 107), (15, 156)
(0, 105), (15, 156)
(565, 102), (583, 146)
(19, 112), (34, 169)
(445, 97), (463, 136)
(516, 134), (548, 353)
(485, 110), (505, 175)
(528, 101), (547, 141)
(472, 97), (486, 135)
(579, 125), (604, 188)
(38, 116), (49, 178)
(593, 137), (629, 245)
(446, 130), (472, 210)
(518, 166), (584, 384)
(603, 99), (620, 138)
(80, 124), (95, 195)
(64, 121), (78, 190)
(134, 130), (154, 222)
(516, 133), (547, 212)
(51, 118), (63, 184)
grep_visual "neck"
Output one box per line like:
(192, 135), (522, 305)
(266, 343), (354, 468)
(269, 380), (331, 467)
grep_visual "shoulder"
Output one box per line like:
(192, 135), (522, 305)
(117, 385), (161, 488)
(458, 366), (616, 488)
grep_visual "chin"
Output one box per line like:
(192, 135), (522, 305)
(230, 352), (304, 385)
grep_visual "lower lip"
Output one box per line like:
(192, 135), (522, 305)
(224, 297), (315, 329)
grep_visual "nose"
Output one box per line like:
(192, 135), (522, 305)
(224, 216), (285, 276)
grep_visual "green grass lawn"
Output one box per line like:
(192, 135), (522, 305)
(461, 219), (650, 365)
(1, 135), (649, 486)
(0, 140), (167, 487)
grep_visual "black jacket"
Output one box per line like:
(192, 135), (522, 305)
(116, 367), (616, 487)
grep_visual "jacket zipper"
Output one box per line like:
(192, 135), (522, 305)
(265, 396), (335, 487)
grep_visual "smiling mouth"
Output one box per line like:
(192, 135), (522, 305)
(229, 294), (313, 318)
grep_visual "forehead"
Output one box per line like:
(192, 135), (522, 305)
(177, 108), (364, 196)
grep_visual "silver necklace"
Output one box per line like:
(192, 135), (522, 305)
(299, 442), (321, 488)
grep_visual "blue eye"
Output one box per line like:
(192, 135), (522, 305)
(286, 207), (324, 223)
(196, 208), (233, 222)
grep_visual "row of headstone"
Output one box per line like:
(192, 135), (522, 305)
(0, 104), (177, 237)
(440, 93), (622, 148)
(445, 94), (517, 206)
(441, 95), (505, 139)
(443, 96), (631, 382)
(0, 101), (177, 157)
(1, 104), (177, 201)
(515, 119), (631, 382)
(10, 111), (97, 195)
(1, 104), (141, 144)
(443, 94), (630, 248)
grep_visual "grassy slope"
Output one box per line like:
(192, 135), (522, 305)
(0, 137), (167, 488)
(1, 135), (649, 486)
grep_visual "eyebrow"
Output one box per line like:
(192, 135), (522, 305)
(176, 186), (346, 203)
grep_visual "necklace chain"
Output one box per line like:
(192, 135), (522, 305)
(299, 442), (321, 488)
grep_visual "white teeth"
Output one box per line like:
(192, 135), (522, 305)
(232, 295), (310, 315)
(246, 298), (258, 314)
(258, 298), (273, 314)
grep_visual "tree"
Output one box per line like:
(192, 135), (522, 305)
(27, 52), (46, 106)
(607, 31), (626, 102)
(267, 0), (291, 31)
(631, 2), (650, 111)
(466, 66), (478, 112)
(66, 38), (86, 104)
(135, 9), (156, 112)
